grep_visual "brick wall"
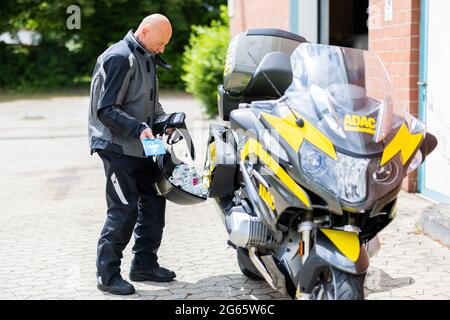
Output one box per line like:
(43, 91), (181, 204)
(230, 0), (290, 37)
(368, 0), (421, 191)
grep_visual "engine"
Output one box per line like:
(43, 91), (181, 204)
(225, 206), (280, 248)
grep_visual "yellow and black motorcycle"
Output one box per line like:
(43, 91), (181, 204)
(202, 29), (437, 300)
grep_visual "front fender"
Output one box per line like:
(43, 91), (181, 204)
(296, 228), (369, 294)
(315, 228), (369, 275)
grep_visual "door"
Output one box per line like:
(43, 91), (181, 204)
(418, 0), (450, 202)
(318, 0), (369, 49)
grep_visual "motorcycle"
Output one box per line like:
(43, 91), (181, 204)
(199, 29), (438, 300)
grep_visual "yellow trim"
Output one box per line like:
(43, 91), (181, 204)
(261, 112), (337, 160)
(209, 141), (217, 163)
(320, 228), (360, 262)
(380, 123), (424, 166)
(343, 126), (376, 135)
(241, 138), (311, 208)
(343, 114), (376, 134)
(206, 141), (217, 186)
(259, 184), (276, 210)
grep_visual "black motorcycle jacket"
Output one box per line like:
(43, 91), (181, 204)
(88, 30), (170, 157)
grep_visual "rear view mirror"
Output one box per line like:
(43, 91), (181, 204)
(419, 132), (438, 163)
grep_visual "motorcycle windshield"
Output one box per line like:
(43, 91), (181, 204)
(277, 43), (406, 156)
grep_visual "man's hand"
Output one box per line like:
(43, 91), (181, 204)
(140, 127), (154, 140)
(165, 127), (174, 135)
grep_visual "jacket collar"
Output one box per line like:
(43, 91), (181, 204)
(124, 29), (155, 58)
(123, 29), (172, 71)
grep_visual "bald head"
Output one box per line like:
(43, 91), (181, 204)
(134, 14), (172, 54)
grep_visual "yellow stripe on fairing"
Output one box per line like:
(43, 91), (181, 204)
(261, 112), (337, 160)
(380, 123), (424, 166)
(343, 125), (376, 135)
(241, 138), (311, 208)
(320, 228), (360, 262)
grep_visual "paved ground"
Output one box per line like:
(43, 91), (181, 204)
(0, 94), (448, 300)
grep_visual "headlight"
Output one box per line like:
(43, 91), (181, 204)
(300, 142), (369, 203)
(336, 153), (369, 203)
(301, 143), (326, 174)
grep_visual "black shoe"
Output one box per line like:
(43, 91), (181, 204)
(129, 266), (176, 282)
(97, 277), (135, 295)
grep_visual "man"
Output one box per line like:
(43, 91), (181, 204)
(88, 14), (176, 295)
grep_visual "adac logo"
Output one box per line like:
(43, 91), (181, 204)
(259, 184), (275, 211)
(343, 115), (376, 134)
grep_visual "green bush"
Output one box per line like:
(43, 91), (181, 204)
(0, 41), (86, 92)
(182, 5), (229, 116)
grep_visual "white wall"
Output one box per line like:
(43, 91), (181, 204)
(423, 0), (450, 199)
(298, 0), (319, 43)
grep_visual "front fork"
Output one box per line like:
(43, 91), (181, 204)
(296, 213), (315, 299)
(295, 213), (368, 299)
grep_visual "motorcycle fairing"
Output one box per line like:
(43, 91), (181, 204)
(230, 108), (345, 216)
(296, 247), (369, 294)
(294, 228), (369, 294)
(314, 228), (369, 275)
(255, 105), (425, 212)
(259, 168), (308, 217)
(275, 228), (368, 295)
(380, 122), (424, 166)
(320, 228), (360, 262)
(241, 137), (311, 209)
(260, 111), (338, 160)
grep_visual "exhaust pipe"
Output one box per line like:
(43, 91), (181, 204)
(248, 247), (276, 290)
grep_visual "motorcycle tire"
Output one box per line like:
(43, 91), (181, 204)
(321, 267), (366, 300)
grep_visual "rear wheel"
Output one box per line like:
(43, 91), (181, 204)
(313, 267), (366, 300)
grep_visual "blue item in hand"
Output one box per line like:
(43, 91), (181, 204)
(142, 138), (166, 156)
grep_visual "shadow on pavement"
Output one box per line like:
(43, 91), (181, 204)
(365, 266), (415, 295)
(97, 274), (287, 300)
(97, 267), (416, 300)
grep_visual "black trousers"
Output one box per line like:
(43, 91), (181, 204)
(96, 149), (166, 286)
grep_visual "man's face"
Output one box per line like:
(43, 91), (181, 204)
(140, 26), (171, 54)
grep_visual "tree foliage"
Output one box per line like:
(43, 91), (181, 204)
(182, 5), (229, 116)
(0, 0), (226, 91)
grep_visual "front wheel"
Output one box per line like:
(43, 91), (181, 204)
(312, 267), (366, 300)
